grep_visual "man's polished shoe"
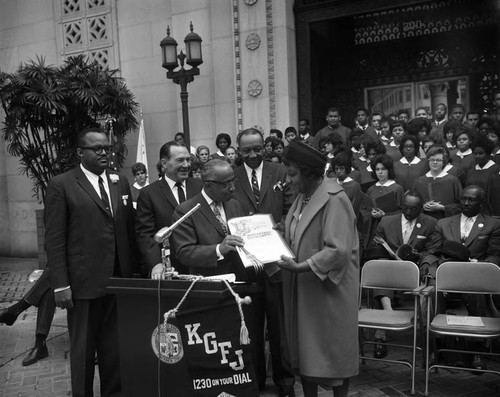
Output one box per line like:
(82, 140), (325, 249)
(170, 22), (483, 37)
(0, 308), (19, 326)
(374, 338), (388, 359)
(278, 385), (296, 397)
(22, 343), (49, 366)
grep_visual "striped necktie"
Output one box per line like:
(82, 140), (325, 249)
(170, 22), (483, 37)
(251, 169), (260, 205)
(98, 176), (111, 214)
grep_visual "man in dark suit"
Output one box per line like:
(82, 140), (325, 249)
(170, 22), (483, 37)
(232, 128), (296, 396)
(374, 190), (437, 258)
(421, 185), (500, 369)
(368, 190), (437, 358)
(171, 159), (247, 279)
(422, 185), (500, 277)
(135, 141), (203, 278)
(46, 128), (137, 397)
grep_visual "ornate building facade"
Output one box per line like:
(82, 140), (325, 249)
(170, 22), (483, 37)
(0, 0), (498, 256)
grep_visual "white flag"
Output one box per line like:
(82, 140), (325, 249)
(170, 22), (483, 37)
(136, 117), (148, 171)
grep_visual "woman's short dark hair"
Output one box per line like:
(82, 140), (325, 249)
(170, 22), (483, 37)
(472, 133), (495, 155)
(370, 154), (395, 180)
(131, 162), (147, 175)
(391, 120), (407, 134)
(332, 150), (352, 171)
(453, 126), (472, 141)
(398, 134), (419, 155)
(326, 132), (344, 146)
(264, 136), (280, 150)
(426, 145), (448, 163)
(443, 120), (462, 137)
(365, 139), (387, 155)
(407, 117), (431, 136)
(215, 133), (231, 148)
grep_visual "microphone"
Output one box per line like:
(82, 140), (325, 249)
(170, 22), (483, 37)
(154, 203), (201, 243)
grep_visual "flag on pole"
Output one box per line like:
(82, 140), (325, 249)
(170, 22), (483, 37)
(136, 116), (148, 172)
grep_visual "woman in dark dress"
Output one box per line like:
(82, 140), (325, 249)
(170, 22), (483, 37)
(449, 127), (475, 175)
(465, 133), (500, 189)
(412, 146), (462, 220)
(394, 135), (428, 191)
(211, 133), (231, 160)
(366, 154), (404, 220)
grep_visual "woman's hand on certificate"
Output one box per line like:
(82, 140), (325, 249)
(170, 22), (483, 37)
(273, 222), (285, 235)
(278, 255), (310, 273)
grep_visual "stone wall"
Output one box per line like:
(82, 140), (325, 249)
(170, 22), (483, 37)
(0, 0), (298, 256)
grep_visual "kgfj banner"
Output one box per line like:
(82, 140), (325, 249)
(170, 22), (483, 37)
(152, 301), (258, 396)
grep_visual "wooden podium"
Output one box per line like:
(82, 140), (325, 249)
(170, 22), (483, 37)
(107, 278), (263, 397)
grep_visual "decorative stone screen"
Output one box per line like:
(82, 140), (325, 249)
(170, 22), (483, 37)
(54, 0), (119, 70)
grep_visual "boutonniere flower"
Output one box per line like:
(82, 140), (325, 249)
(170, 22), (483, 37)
(122, 194), (128, 206)
(478, 223), (484, 228)
(273, 181), (287, 192)
(109, 174), (119, 184)
(416, 223), (421, 228)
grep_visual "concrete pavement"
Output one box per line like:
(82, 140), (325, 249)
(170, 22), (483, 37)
(1, 257), (500, 396)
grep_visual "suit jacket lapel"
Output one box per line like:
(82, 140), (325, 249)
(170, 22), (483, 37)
(159, 178), (179, 208)
(449, 215), (462, 243)
(75, 167), (109, 215)
(259, 162), (272, 204)
(107, 172), (119, 217)
(465, 214), (484, 246)
(198, 195), (226, 237)
(235, 166), (257, 208)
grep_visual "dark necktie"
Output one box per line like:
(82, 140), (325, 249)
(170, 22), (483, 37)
(251, 169), (260, 205)
(175, 181), (186, 203)
(98, 176), (111, 213)
(213, 202), (228, 235)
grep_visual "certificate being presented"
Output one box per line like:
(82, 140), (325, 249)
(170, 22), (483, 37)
(227, 214), (295, 274)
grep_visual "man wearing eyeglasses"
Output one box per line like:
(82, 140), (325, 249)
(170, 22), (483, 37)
(45, 127), (137, 397)
(171, 159), (248, 279)
(135, 141), (203, 279)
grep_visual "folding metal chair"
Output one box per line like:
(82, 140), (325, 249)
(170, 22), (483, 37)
(359, 259), (423, 395)
(424, 261), (500, 396)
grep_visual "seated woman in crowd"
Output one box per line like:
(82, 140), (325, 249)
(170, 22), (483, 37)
(385, 121), (405, 162)
(487, 124), (500, 163)
(394, 134), (428, 191)
(465, 133), (500, 189)
(354, 137), (387, 192)
(189, 157), (202, 179)
(366, 154), (404, 221)
(449, 127), (475, 175)
(279, 141), (359, 397)
(196, 145), (211, 165)
(274, 140), (285, 162)
(412, 146), (462, 219)
(224, 146), (238, 168)
(477, 115), (496, 136)
(263, 136), (280, 162)
(211, 133), (231, 160)
(130, 162), (149, 208)
(379, 117), (393, 146)
(442, 120), (461, 156)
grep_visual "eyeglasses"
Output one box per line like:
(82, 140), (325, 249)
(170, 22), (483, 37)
(80, 145), (113, 154)
(206, 177), (237, 189)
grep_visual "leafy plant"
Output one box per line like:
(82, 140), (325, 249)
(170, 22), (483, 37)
(0, 55), (139, 201)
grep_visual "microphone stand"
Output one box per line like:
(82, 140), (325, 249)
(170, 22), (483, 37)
(154, 203), (201, 280)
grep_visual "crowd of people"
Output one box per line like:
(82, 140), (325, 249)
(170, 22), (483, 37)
(1, 93), (500, 397)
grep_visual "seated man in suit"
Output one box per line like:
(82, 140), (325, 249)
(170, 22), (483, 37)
(136, 141), (203, 279)
(171, 159), (248, 279)
(0, 270), (55, 366)
(421, 185), (500, 369)
(367, 190), (437, 357)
